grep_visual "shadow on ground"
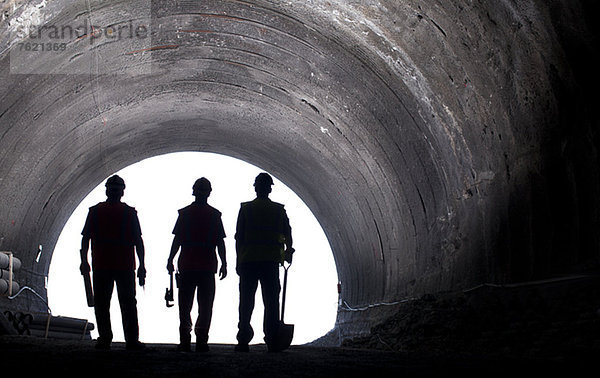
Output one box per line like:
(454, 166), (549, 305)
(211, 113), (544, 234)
(0, 335), (591, 377)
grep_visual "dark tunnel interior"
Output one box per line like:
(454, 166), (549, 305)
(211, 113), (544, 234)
(1, 0), (599, 362)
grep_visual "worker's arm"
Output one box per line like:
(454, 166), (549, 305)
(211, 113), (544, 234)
(217, 238), (227, 280)
(80, 208), (94, 274)
(166, 235), (181, 273)
(284, 244), (294, 264)
(135, 237), (146, 286)
(235, 239), (242, 256)
(234, 205), (245, 274)
(234, 239), (243, 275)
(80, 236), (91, 274)
(129, 210), (146, 286)
(285, 232), (293, 255)
(283, 210), (294, 264)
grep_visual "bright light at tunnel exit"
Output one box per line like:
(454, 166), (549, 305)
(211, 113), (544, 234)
(48, 152), (338, 345)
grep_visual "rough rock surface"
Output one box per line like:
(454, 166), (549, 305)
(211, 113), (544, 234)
(0, 0), (599, 345)
(342, 275), (600, 362)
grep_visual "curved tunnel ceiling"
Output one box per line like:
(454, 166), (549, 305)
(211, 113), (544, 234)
(1, 0), (598, 332)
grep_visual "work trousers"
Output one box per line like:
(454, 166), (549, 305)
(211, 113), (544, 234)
(236, 262), (280, 346)
(92, 270), (139, 344)
(177, 271), (216, 345)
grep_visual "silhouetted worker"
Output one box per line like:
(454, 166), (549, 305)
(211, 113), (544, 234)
(80, 174), (146, 350)
(167, 177), (227, 352)
(234, 173), (294, 352)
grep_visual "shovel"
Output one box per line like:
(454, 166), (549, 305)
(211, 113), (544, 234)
(275, 261), (294, 350)
(165, 271), (174, 308)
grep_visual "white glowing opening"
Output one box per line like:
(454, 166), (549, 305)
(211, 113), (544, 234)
(48, 152), (338, 345)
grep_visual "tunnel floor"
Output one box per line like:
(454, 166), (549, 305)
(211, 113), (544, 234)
(0, 336), (590, 377)
(3, 276), (598, 376)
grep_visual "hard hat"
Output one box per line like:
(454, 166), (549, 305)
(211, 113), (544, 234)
(254, 173), (274, 187)
(105, 175), (125, 189)
(193, 177), (212, 193)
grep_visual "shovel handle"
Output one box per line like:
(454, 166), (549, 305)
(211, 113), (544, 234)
(281, 264), (290, 322)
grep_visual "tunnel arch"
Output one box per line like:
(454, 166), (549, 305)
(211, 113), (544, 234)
(1, 0), (598, 340)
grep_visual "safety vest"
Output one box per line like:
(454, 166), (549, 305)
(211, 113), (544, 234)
(178, 205), (220, 248)
(174, 203), (225, 272)
(88, 203), (137, 245)
(83, 202), (141, 270)
(236, 198), (289, 264)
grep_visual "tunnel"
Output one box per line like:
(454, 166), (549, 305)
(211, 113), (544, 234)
(1, 0), (599, 354)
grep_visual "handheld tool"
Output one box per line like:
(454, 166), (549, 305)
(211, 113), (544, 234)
(82, 271), (94, 307)
(275, 261), (294, 350)
(165, 271), (174, 308)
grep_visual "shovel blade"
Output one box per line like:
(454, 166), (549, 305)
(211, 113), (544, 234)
(275, 322), (294, 350)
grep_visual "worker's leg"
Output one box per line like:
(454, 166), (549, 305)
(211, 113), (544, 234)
(237, 264), (259, 346)
(115, 270), (139, 344)
(92, 270), (114, 347)
(177, 272), (196, 350)
(195, 272), (215, 350)
(260, 262), (281, 347)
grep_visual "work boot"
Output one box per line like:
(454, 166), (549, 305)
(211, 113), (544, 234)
(125, 340), (146, 351)
(195, 331), (209, 352)
(178, 333), (192, 352)
(196, 343), (209, 353)
(95, 339), (111, 350)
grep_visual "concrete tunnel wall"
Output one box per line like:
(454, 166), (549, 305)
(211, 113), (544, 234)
(0, 0), (598, 340)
